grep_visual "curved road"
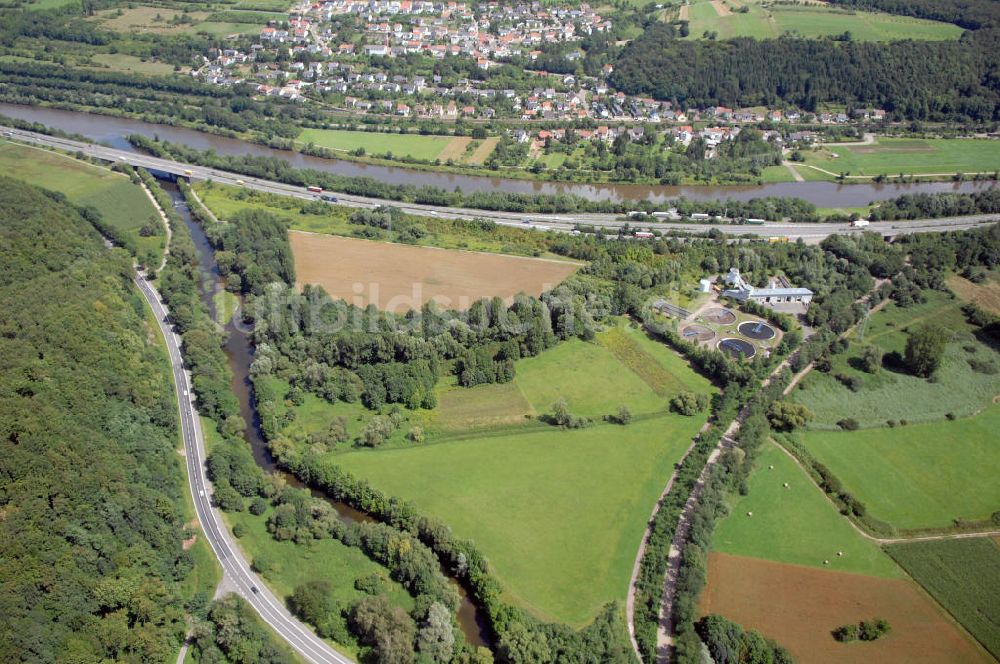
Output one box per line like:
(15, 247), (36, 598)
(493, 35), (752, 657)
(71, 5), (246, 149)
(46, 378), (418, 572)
(6, 127), (999, 241)
(134, 270), (353, 664)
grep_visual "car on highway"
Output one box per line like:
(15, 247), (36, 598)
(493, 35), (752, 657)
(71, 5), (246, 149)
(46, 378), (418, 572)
(183, 169), (193, 176)
(236, 179), (245, 186)
(251, 586), (260, 594)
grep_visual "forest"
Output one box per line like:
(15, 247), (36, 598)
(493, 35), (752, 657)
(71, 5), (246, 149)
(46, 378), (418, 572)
(0, 177), (191, 662)
(611, 24), (1000, 122)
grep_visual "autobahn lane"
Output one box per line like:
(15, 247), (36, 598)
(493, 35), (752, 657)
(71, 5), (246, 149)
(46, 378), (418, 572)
(7, 127), (998, 240)
(133, 270), (354, 664)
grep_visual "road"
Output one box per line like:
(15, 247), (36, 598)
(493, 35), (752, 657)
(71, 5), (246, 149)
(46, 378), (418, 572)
(5, 127), (998, 241)
(133, 271), (353, 664)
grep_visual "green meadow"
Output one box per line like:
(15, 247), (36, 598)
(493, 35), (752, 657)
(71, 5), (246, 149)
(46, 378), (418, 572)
(803, 138), (1000, 178)
(800, 406), (1000, 530)
(333, 414), (705, 627)
(712, 443), (902, 578)
(272, 320), (715, 626)
(0, 140), (165, 266)
(298, 128), (455, 161)
(684, 0), (962, 42)
(793, 291), (1000, 428)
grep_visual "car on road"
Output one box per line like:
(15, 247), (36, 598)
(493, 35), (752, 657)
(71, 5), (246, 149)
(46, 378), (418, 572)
(251, 586), (260, 594)
(198, 490), (204, 497)
(183, 169), (193, 176)
(236, 179), (245, 186)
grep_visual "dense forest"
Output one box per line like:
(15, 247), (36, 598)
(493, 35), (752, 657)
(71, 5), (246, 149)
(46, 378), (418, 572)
(0, 177), (191, 662)
(611, 24), (1000, 122)
(825, 0), (1000, 30)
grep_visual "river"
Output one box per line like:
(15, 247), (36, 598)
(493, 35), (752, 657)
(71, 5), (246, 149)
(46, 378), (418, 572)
(3, 102), (996, 207)
(160, 180), (490, 648)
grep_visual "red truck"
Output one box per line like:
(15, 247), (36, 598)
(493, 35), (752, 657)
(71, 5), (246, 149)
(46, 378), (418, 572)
(306, 185), (323, 193)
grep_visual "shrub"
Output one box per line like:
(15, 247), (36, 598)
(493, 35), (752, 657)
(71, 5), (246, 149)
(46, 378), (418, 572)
(837, 418), (860, 431)
(670, 391), (710, 416)
(232, 522), (248, 538)
(767, 401), (813, 431)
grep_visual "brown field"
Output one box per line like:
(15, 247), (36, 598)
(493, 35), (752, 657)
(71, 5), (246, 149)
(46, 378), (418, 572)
(700, 552), (992, 664)
(437, 137), (472, 162)
(678, 4), (690, 19)
(948, 273), (1000, 315)
(466, 137), (500, 165)
(289, 232), (579, 312)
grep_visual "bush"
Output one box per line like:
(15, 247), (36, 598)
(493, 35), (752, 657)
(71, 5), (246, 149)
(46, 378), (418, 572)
(549, 398), (592, 429)
(232, 522), (248, 538)
(767, 401), (813, 431)
(670, 391), (710, 416)
(837, 418), (860, 431)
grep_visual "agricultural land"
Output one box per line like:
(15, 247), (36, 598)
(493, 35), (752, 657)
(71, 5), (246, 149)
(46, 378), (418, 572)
(800, 137), (1000, 179)
(0, 139), (165, 267)
(702, 443), (992, 664)
(288, 231), (580, 311)
(886, 538), (1000, 661)
(265, 319), (715, 627)
(678, 0), (963, 41)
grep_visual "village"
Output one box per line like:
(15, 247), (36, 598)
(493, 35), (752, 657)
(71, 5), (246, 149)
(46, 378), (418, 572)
(191, 0), (887, 150)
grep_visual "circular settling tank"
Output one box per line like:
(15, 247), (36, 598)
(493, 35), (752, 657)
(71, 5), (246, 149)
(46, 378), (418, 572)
(681, 324), (716, 342)
(718, 337), (757, 360)
(738, 320), (776, 340)
(703, 307), (737, 325)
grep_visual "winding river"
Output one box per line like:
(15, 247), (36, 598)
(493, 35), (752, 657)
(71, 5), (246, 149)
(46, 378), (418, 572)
(159, 180), (490, 648)
(3, 102), (996, 207)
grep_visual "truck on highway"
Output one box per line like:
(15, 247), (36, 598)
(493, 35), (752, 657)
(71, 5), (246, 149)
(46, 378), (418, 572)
(306, 185), (323, 193)
(635, 231), (655, 239)
(183, 169), (193, 176)
(852, 219), (870, 228)
(321, 193), (338, 202)
(745, 218), (766, 225)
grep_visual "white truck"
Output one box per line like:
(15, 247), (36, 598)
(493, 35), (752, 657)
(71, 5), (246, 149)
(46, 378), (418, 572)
(852, 219), (870, 228)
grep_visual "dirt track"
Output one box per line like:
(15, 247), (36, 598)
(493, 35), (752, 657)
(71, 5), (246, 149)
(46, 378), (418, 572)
(700, 552), (993, 664)
(290, 231), (579, 312)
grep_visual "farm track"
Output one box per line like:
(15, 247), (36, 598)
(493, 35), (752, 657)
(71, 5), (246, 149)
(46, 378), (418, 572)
(139, 180), (172, 273)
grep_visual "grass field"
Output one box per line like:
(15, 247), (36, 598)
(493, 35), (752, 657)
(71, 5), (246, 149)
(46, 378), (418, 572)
(222, 507), (414, 657)
(684, 0), (963, 41)
(793, 291), (1000, 428)
(712, 443), (901, 576)
(298, 129), (455, 161)
(700, 552), (993, 664)
(273, 320), (714, 626)
(333, 413), (705, 627)
(886, 538), (1000, 660)
(0, 140), (165, 266)
(948, 271), (1000, 315)
(802, 138), (1000, 178)
(193, 181), (555, 257)
(289, 231), (579, 312)
(800, 405), (1000, 530)
(90, 53), (179, 76)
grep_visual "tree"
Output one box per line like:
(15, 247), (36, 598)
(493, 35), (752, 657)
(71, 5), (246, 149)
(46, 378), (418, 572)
(289, 580), (333, 628)
(904, 324), (948, 377)
(350, 595), (416, 664)
(767, 401), (813, 431)
(416, 602), (454, 663)
(497, 623), (552, 664)
(670, 391), (710, 416)
(859, 345), (883, 373)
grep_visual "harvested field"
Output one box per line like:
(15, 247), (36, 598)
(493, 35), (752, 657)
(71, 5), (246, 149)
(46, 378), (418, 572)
(436, 137), (472, 162)
(948, 273), (1000, 316)
(466, 137), (500, 165)
(289, 232), (579, 312)
(701, 552), (993, 664)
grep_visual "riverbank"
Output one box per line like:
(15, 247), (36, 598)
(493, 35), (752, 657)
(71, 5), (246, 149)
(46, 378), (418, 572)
(3, 101), (997, 206)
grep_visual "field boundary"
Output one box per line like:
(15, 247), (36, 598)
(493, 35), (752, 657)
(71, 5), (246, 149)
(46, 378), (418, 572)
(771, 437), (1000, 544)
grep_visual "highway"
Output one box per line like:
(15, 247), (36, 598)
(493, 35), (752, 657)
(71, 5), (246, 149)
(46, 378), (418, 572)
(5, 127), (998, 242)
(133, 270), (353, 664)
